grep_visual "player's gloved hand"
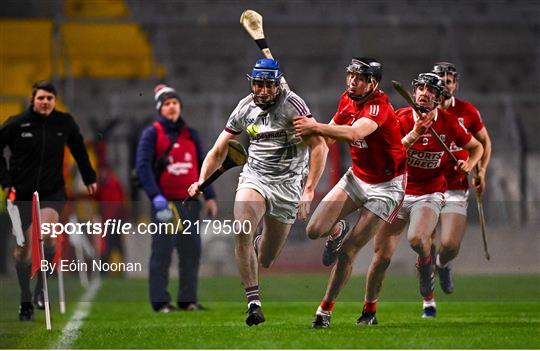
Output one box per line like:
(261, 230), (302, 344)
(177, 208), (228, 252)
(152, 194), (173, 222)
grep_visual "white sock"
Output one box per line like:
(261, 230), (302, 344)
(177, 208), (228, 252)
(316, 306), (331, 316)
(423, 299), (436, 309)
(248, 300), (261, 308)
(436, 254), (450, 268)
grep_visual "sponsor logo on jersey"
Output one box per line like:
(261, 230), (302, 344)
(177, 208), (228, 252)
(21, 123), (31, 127)
(407, 149), (444, 169)
(167, 162), (193, 176)
(449, 141), (463, 152)
(21, 132), (33, 138)
(252, 129), (287, 141)
(350, 139), (368, 148)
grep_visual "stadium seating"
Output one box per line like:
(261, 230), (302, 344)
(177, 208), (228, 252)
(0, 20), (53, 96)
(1, 0), (538, 225)
(0, 101), (23, 123)
(59, 23), (164, 79)
(64, 0), (128, 18)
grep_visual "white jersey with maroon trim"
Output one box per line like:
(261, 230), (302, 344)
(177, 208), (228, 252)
(225, 89), (311, 183)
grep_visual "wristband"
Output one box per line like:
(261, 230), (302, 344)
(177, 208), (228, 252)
(401, 130), (420, 148)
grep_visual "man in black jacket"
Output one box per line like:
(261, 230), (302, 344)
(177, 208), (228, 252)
(0, 81), (97, 321)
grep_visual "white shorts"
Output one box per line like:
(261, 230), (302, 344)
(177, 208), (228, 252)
(397, 192), (445, 221)
(337, 168), (406, 223)
(441, 189), (469, 216)
(237, 169), (302, 224)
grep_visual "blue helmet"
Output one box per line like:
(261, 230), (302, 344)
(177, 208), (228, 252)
(247, 58), (283, 108)
(248, 58), (283, 84)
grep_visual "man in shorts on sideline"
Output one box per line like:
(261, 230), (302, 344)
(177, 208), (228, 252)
(293, 57), (407, 328)
(358, 73), (483, 324)
(431, 62), (492, 294)
(188, 58), (327, 326)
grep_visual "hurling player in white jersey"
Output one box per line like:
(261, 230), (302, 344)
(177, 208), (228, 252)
(188, 58), (327, 326)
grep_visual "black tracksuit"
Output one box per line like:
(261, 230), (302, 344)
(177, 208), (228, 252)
(0, 107), (96, 304)
(0, 107), (96, 200)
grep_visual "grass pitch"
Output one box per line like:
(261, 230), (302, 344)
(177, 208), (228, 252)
(1, 274), (539, 349)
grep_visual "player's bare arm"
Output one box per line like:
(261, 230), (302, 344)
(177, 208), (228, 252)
(472, 127), (492, 194)
(457, 137), (483, 174)
(297, 133), (328, 220)
(293, 116), (378, 142)
(188, 130), (236, 196)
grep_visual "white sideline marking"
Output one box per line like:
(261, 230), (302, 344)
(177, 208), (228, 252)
(53, 278), (101, 349)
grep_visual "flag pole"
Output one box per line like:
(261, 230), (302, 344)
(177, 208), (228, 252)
(54, 230), (66, 314)
(33, 192), (52, 330)
(58, 266), (66, 314)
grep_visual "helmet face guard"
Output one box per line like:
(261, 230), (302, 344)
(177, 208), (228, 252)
(345, 58), (382, 101)
(247, 58), (283, 109)
(412, 73), (446, 111)
(432, 62), (459, 80)
(432, 62), (458, 99)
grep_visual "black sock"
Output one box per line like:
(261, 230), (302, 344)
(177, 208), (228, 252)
(34, 273), (43, 299)
(34, 244), (54, 298)
(16, 261), (32, 303)
(44, 244), (55, 262)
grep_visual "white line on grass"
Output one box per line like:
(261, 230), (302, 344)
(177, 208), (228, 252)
(53, 278), (101, 349)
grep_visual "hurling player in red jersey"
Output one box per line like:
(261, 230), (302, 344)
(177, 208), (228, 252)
(293, 58), (408, 328)
(431, 62), (492, 294)
(357, 73), (483, 324)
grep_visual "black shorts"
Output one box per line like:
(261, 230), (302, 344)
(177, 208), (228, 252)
(15, 190), (67, 232)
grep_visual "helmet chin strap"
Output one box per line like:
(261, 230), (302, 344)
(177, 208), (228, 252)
(414, 96), (438, 113)
(347, 80), (379, 102)
(252, 87), (281, 109)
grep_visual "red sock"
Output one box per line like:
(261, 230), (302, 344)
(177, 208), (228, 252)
(320, 300), (335, 312)
(330, 223), (342, 238)
(419, 255), (432, 266)
(424, 293), (434, 301)
(363, 301), (377, 314)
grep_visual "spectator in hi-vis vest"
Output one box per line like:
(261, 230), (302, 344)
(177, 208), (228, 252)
(136, 84), (217, 313)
